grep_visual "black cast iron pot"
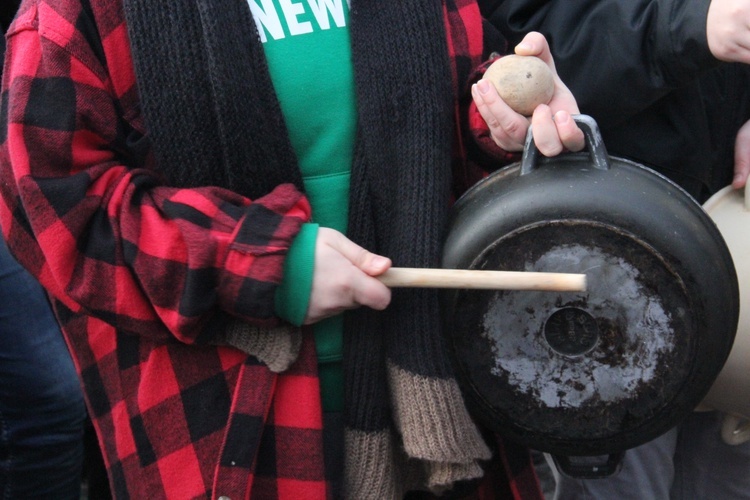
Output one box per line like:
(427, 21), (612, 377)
(441, 115), (739, 477)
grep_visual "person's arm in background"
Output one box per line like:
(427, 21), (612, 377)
(484, 0), (750, 188)
(707, 0), (750, 64)
(482, 0), (719, 131)
(707, 0), (750, 188)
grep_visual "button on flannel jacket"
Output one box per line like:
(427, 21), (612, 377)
(0, 0), (528, 498)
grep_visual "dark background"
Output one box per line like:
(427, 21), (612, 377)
(1, 0), (20, 32)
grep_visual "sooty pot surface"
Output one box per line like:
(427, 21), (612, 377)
(441, 116), (738, 460)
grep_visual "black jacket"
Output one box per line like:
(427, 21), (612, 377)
(485, 0), (750, 202)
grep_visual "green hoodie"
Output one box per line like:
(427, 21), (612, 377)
(249, 0), (356, 412)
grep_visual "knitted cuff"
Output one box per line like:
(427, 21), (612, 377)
(344, 427), (423, 499)
(387, 362), (491, 493)
(343, 423), (486, 498)
(387, 362), (491, 462)
(212, 319), (302, 373)
(344, 428), (399, 499)
(425, 460), (485, 494)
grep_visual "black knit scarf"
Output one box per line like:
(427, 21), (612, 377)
(123, 0), (490, 494)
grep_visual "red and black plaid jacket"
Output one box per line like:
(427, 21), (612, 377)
(0, 0), (521, 498)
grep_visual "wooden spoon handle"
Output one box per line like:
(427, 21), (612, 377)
(377, 267), (586, 292)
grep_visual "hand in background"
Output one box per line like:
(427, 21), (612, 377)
(707, 0), (750, 64)
(304, 228), (392, 324)
(471, 31), (585, 156)
(733, 119), (750, 188)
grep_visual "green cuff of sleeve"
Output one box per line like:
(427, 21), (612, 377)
(274, 222), (318, 326)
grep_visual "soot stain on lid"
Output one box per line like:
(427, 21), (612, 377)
(481, 244), (674, 409)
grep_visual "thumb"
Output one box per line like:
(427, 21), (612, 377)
(357, 252), (392, 276)
(323, 228), (392, 275)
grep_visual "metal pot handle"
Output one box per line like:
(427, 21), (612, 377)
(550, 451), (625, 479)
(520, 114), (611, 176)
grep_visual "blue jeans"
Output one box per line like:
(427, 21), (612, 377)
(0, 235), (86, 498)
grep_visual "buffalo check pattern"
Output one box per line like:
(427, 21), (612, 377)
(0, 0), (517, 498)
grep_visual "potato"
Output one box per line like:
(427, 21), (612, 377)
(483, 55), (555, 116)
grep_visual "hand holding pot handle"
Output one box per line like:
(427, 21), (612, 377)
(521, 114), (610, 176)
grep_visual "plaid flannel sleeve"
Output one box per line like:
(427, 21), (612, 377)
(0, 1), (311, 344)
(444, 0), (518, 195)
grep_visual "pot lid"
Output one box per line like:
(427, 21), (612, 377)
(446, 220), (696, 455)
